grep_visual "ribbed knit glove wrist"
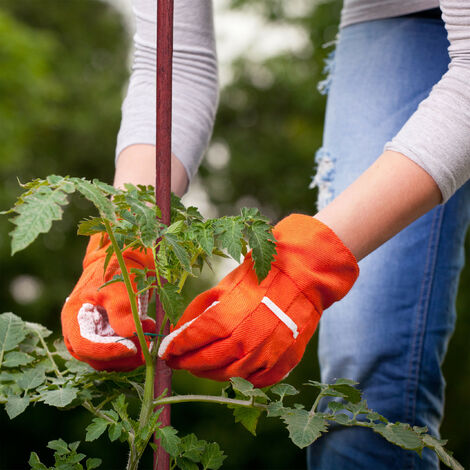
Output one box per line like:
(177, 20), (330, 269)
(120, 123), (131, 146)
(61, 233), (156, 370)
(158, 214), (359, 387)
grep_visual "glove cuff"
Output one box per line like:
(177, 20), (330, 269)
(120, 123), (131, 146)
(273, 214), (359, 310)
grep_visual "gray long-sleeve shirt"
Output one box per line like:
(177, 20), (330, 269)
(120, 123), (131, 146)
(117, 0), (470, 202)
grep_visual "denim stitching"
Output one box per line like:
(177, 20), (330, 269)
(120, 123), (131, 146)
(404, 205), (445, 470)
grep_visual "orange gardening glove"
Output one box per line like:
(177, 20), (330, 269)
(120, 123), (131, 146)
(61, 233), (156, 370)
(158, 214), (359, 388)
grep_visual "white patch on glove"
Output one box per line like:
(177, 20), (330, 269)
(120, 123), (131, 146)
(77, 303), (137, 352)
(261, 296), (299, 338)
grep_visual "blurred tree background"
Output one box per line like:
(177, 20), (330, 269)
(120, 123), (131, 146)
(0, 0), (468, 468)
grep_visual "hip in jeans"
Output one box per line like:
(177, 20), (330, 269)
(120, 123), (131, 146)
(308, 9), (470, 470)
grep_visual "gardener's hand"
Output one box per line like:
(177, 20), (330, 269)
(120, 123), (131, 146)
(61, 233), (156, 370)
(158, 214), (359, 388)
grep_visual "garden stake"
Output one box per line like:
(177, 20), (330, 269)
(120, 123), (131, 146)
(154, 0), (174, 469)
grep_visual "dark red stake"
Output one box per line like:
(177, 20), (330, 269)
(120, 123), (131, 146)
(154, 0), (173, 469)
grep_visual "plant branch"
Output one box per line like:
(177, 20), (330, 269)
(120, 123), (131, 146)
(153, 394), (268, 410)
(309, 390), (324, 416)
(35, 331), (63, 379)
(82, 400), (119, 426)
(103, 219), (152, 366)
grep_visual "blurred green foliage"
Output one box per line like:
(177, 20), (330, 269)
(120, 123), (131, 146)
(0, 0), (469, 469)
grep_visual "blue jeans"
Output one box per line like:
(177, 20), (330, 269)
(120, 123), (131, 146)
(308, 12), (470, 470)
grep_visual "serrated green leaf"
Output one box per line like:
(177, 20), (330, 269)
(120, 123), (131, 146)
(98, 274), (124, 291)
(53, 339), (74, 361)
(186, 206), (204, 220)
(229, 405), (262, 435)
(197, 222), (215, 255)
(9, 186), (71, 254)
(240, 207), (262, 219)
(59, 451), (86, 465)
(108, 423), (123, 442)
(69, 441), (80, 452)
(0, 313), (26, 361)
(422, 434), (464, 470)
(247, 220), (277, 282)
(164, 233), (191, 271)
(130, 267), (152, 293)
(373, 423), (423, 451)
(175, 457), (199, 470)
(24, 321), (52, 339)
(158, 284), (185, 325)
(282, 409), (328, 448)
(215, 218), (244, 262)
(77, 217), (106, 236)
(230, 377), (268, 400)
(101, 410), (119, 421)
(92, 179), (119, 196)
(47, 439), (69, 455)
(112, 394), (129, 422)
(46, 175), (64, 185)
(330, 383), (361, 404)
(158, 426), (181, 458)
(5, 395), (29, 419)
(327, 401), (344, 412)
(305, 380), (326, 390)
(366, 411), (387, 423)
(41, 386), (78, 408)
(166, 220), (186, 235)
(344, 399), (370, 416)
(64, 359), (93, 374)
(71, 178), (116, 222)
(201, 442), (226, 470)
(333, 378), (358, 386)
(137, 408), (162, 446)
(266, 401), (286, 418)
(180, 434), (205, 462)
(331, 413), (350, 425)
(270, 383), (299, 401)
(85, 418), (109, 442)
(103, 244), (114, 276)
(17, 367), (46, 391)
(29, 452), (48, 470)
(86, 458), (102, 470)
(320, 388), (346, 399)
(0, 371), (21, 382)
(3, 351), (34, 368)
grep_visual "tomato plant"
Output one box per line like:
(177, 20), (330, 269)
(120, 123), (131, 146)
(0, 176), (463, 470)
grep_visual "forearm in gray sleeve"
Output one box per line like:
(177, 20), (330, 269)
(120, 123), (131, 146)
(116, 0), (219, 180)
(385, 0), (470, 203)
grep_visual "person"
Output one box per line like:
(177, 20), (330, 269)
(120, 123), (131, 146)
(61, 0), (470, 468)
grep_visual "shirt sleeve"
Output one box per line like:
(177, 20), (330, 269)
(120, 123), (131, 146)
(116, 0), (219, 181)
(385, 0), (470, 202)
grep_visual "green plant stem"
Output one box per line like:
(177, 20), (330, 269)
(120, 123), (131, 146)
(309, 390), (325, 416)
(83, 401), (119, 426)
(103, 219), (151, 366)
(136, 284), (156, 297)
(177, 248), (203, 293)
(153, 394), (268, 410)
(35, 332), (63, 379)
(152, 245), (162, 288)
(104, 219), (156, 469)
(155, 313), (169, 353)
(138, 360), (156, 426)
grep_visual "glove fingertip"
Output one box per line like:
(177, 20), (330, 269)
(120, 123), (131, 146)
(157, 317), (199, 359)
